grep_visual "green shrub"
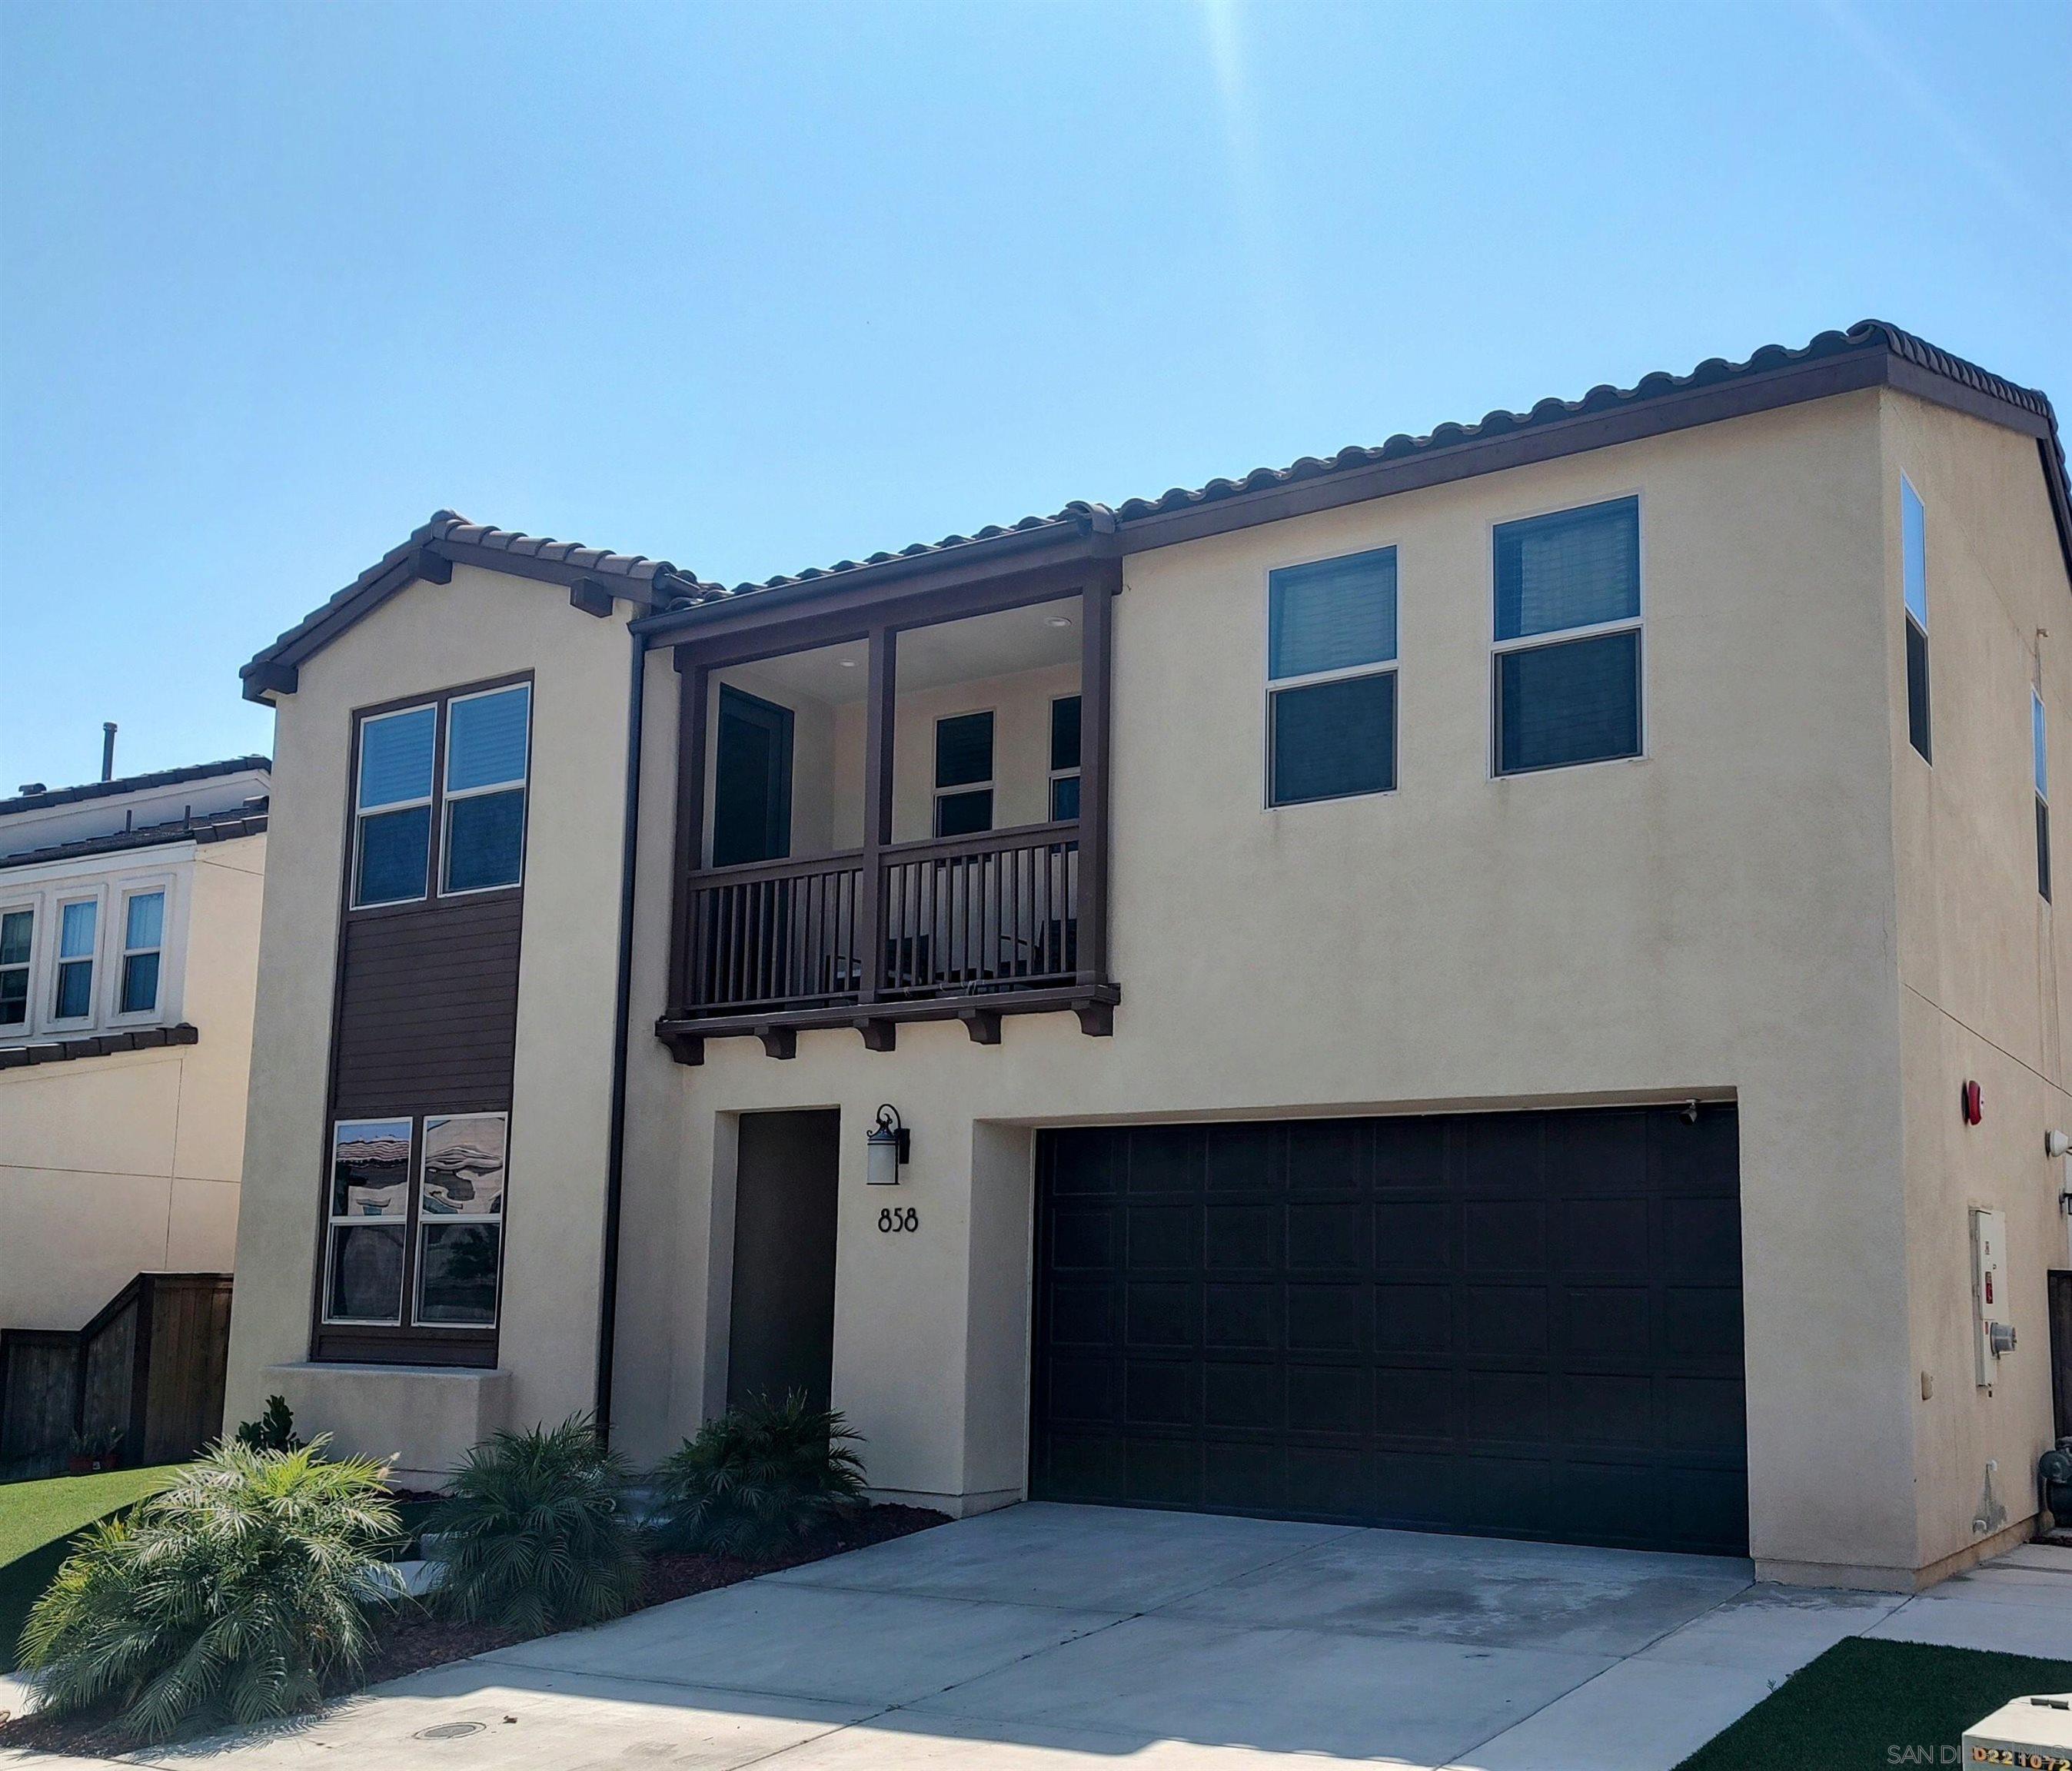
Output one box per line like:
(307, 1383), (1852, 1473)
(650, 1393), (866, 1560)
(17, 1440), (401, 1743)
(425, 1416), (642, 1633)
(233, 1394), (304, 1454)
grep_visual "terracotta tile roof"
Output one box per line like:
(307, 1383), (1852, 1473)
(673, 319), (2065, 604)
(246, 320), (2071, 676)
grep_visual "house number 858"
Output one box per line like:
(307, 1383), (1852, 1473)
(877, 1208), (918, 1234)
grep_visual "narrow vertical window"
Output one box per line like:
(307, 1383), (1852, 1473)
(934, 711), (996, 836)
(1903, 477), (1931, 763)
(414, 1112), (508, 1327)
(324, 1118), (411, 1324)
(118, 890), (165, 1014)
(52, 899), (97, 1020)
(2036, 689), (2051, 902)
(354, 705), (437, 905)
(1049, 695), (1082, 822)
(1492, 499), (1641, 776)
(1266, 547), (1399, 806)
(0, 908), (32, 1028)
(442, 684), (530, 893)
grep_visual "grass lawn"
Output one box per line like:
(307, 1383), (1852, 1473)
(1678, 1637), (2072, 1770)
(0, 1467), (182, 1675)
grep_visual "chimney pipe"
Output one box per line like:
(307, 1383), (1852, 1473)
(101, 723), (117, 782)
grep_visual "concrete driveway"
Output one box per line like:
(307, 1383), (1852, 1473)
(13, 1505), (2071, 1770)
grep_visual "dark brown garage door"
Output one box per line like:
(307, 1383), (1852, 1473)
(1029, 1105), (1748, 1555)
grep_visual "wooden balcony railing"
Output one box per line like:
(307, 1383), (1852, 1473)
(683, 822), (1083, 1019)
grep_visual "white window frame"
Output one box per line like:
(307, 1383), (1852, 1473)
(933, 708), (997, 837)
(321, 1115), (413, 1327)
(0, 899), (35, 1034)
(409, 1109), (509, 1330)
(110, 881), (171, 1025)
(1262, 543), (1402, 809)
(438, 683), (532, 899)
(48, 888), (106, 1029)
(1488, 493), (1646, 780)
(351, 701), (438, 909)
(1048, 694), (1082, 824)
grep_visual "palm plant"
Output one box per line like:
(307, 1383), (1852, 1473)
(650, 1393), (866, 1560)
(424, 1416), (642, 1633)
(17, 1439), (401, 1743)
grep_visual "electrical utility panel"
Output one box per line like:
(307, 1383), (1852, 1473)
(1971, 1208), (2014, 1390)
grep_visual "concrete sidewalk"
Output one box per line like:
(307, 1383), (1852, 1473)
(5, 1507), (2067, 1770)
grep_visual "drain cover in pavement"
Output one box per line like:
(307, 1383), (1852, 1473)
(413, 1721), (487, 1740)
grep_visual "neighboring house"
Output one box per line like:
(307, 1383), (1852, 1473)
(0, 757), (268, 1331)
(223, 320), (2072, 1593)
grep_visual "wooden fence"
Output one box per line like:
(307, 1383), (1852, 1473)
(0, 1273), (233, 1477)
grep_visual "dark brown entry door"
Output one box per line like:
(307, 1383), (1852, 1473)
(1029, 1105), (1748, 1555)
(727, 1110), (840, 1413)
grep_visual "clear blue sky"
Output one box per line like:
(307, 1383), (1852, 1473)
(3, 0), (2067, 789)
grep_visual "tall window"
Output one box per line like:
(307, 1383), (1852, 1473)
(352, 680), (531, 907)
(443, 686), (530, 893)
(323, 1111), (507, 1331)
(1267, 546), (1399, 806)
(1049, 695), (1083, 821)
(935, 711), (995, 836)
(2036, 689), (2051, 903)
(52, 899), (97, 1021)
(354, 706), (436, 906)
(0, 908), (30, 1028)
(1492, 498), (1642, 776)
(1903, 477), (1931, 763)
(118, 889), (165, 1014)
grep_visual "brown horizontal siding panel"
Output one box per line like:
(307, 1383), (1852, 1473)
(331, 895), (521, 1118)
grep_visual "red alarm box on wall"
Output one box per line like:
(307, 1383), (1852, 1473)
(1961, 1079), (1984, 1125)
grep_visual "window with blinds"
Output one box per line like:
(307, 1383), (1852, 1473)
(1266, 547), (1399, 806)
(1492, 498), (1641, 776)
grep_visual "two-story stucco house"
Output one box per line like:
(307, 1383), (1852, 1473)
(2, 756), (268, 1337)
(223, 321), (2072, 1592)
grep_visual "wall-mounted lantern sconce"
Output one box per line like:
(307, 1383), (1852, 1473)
(866, 1104), (910, 1187)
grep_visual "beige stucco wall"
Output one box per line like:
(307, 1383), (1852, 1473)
(0, 833), (262, 1332)
(222, 565), (636, 1464)
(1884, 390), (2072, 1576)
(612, 389), (1944, 1575)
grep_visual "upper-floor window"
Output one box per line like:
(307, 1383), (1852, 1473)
(1049, 695), (1082, 822)
(352, 681), (531, 908)
(53, 899), (98, 1022)
(1902, 477), (1931, 763)
(934, 710), (995, 836)
(2035, 689), (2050, 903)
(1266, 546), (1399, 806)
(1492, 498), (1641, 776)
(118, 889), (165, 1015)
(0, 908), (31, 1028)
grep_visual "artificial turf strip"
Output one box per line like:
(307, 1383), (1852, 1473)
(1676, 1637), (2072, 1771)
(0, 1467), (182, 1676)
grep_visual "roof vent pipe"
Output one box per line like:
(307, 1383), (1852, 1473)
(101, 723), (117, 782)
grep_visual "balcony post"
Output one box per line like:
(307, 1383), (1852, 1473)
(668, 650), (709, 1015)
(857, 624), (897, 1005)
(1077, 556), (1120, 988)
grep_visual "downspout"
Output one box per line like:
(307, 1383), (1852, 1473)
(594, 620), (648, 1444)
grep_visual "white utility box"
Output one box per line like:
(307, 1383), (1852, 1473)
(1971, 1207), (2014, 1391)
(1964, 1691), (2072, 1764)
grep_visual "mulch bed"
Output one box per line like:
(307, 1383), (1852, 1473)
(0, 1501), (946, 1759)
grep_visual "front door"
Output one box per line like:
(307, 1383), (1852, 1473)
(727, 1110), (840, 1413)
(711, 686), (794, 867)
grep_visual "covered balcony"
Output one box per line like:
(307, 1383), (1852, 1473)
(652, 525), (1119, 1058)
